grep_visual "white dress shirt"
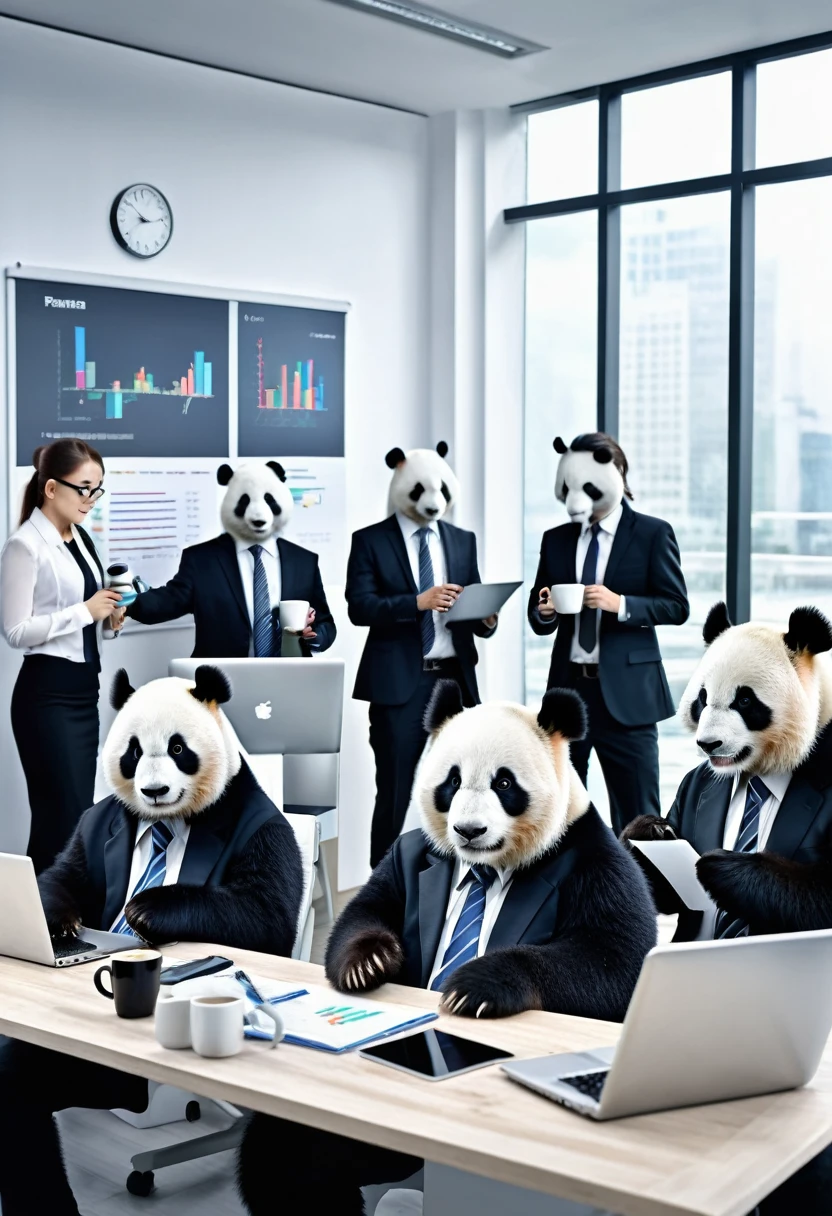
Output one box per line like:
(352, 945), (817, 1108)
(570, 503), (628, 664)
(428, 859), (514, 989)
(235, 536), (281, 657)
(396, 511), (456, 660)
(697, 770), (792, 940)
(0, 507), (100, 662)
(109, 816), (191, 932)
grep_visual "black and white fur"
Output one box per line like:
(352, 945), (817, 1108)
(622, 602), (832, 933)
(38, 666), (303, 954)
(554, 433), (629, 527)
(385, 441), (459, 524)
(218, 460), (294, 545)
(325, 680), (657, 1023)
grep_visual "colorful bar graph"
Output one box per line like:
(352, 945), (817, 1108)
(195, 351), (205, 395)
(254, 342), (327, 413)
(75, 326), (86, 390)
(65, 329), (214, 413)
(204, 362), (212, 397)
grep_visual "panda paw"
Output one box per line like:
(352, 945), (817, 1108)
(440, 953), (540, 1020)
(696, 849), (761, 904)
(619, 815), (676, 844)
(124, 886), (174, 943)
(327, 929), (404, 994)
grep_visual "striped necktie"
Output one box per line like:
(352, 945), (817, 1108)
(578, 522), (601, 653)
(417, 527), (436, 657)
(249, 544), (275, 658)
(112, 820), (175, 936)
(714, 775), (769, 940)
(430, 865), (497, 992)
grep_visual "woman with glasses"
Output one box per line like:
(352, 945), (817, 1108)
(0, 439), (123, 872)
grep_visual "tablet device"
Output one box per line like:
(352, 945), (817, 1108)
(443, 580), (522, 623)
(359, 1029), (513, 1080)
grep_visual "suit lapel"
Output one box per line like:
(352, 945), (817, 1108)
(276, 538), (294, 599)
(693, 772), (733, 854)
(603, 499), (636, 589)
(487, 871), (555, 951)
(384, 516), (418, 594)
(216, 534), (250, 628)
(437, 520), (458, 585)
(102, 808), (137, 929)
(765, 779), (824, 859)
(178, 819), (228, 886)
(418, 855), (454, 987)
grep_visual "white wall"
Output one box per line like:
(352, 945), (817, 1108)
(0, 18), (430, 890)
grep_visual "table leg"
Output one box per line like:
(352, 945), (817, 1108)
(423, 1163), (620, 1216)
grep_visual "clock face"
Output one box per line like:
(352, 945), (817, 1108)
(110, 184), (173, 258)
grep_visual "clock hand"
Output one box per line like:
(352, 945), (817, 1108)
(126, 200), (152, 223)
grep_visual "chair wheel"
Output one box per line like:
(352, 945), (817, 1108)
(185, 1100), (201, 1122)
(126, 1170), (154, 1197)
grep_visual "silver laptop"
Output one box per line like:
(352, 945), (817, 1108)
(169, 657), (344, 755)
(444, 580), (522, 623)
(0, 853), (143, 968)
(502, 931), (832, 1120)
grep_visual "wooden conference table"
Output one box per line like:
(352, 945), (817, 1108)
(1, 942), (831, 1216)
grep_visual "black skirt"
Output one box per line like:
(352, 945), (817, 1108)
(11, 655), (100, 874)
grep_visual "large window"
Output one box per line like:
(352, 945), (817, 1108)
(514, 33), (832, 810)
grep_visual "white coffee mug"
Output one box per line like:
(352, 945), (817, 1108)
(279, 599), (310, 634)
(155, 990), (192, 1050)
(550, 584), (586, 614)
(190, 995), (285, 1057)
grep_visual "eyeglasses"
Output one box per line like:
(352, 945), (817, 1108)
(54, 478), (106, 501)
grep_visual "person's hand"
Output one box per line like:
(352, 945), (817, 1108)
(108, 607), (127, 633)
(583, 585), (620, 614)
(482, 613), (498, 628)
(85, 588), (122, 621)
(537, 587), (556, 618)
(417, 583), (462, 613)
(300, 606), (317, 640)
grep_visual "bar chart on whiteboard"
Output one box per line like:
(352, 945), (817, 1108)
(86, 465), (221, 589)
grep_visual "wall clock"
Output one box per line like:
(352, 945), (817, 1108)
(110, 184), (173, 258)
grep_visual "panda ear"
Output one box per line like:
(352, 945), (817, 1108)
(385, 447), (406, 470)
(784, 606), (832, 656)
(424, 679), (464, 733)
(703, 602), (732, 646)
(217, 464), (234, 486)
(266, 461), (287, 483)
(553, 436), (568, 455)
(435, 441), (449, 459)
(593, 448), (613, 464)
(538, 688), (587, 743)
(111, 668), (135, 711)
(190, 665), (232, 706)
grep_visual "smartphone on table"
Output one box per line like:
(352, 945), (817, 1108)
(160, 956), (233, 985)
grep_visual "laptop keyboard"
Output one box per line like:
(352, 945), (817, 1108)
(559, 1070), (610, 1102)
(52, 937), (96, 960)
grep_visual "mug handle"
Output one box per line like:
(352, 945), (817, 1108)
(256, 1002), (285, 1049)
(94, 965), (114, 999)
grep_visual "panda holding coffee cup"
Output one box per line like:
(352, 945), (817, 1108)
(528, 432), (689, 836)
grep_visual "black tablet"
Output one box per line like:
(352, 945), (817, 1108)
(359, 1029), (513, 1081)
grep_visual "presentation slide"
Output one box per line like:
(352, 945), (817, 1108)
(14, 278), (229, 462)
(237, 303), (345, 459)
(280, 458), (347, 581)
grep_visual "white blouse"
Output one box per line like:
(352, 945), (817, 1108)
(0, 507), (101, 663)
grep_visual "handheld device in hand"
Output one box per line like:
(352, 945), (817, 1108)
(443, 581), (522, 624)
(359, 1029), (513, 1081)
(160, 955), (233, 985)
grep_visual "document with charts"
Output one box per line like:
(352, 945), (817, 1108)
(249, 986), (438, 1052)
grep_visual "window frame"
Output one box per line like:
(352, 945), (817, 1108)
(506, 29), (832, 623)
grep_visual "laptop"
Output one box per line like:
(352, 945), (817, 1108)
(502, 931), (832, 1120)
(0, 853), (143, 968)
(169, 657), (344, 755)
(443, 580), (522, 624)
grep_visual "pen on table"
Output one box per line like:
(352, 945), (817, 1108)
(235, 969), (266, 1004)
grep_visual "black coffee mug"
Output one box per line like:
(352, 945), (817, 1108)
(94, 949), (162, 1018)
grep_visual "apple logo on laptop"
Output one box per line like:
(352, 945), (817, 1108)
(255, 701), (272, 721)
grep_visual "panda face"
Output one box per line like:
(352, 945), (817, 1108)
(102, 675), (241, 820)
(555, 449), (623, 527)
(416, 703), (582, 870)
(218, 462), (294, 544)
(387, 448), (460, 524)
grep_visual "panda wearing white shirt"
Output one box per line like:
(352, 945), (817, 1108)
(622, 602), (832, 942)
(37, 665), (302, 954)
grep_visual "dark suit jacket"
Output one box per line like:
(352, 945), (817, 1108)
(527, 500), (689, 726)
(37, 761), (303, 956)
(346, 515), (495, 707)
(127, 532), (336, 658)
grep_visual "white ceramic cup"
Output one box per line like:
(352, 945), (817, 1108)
(155, 990), (193, 1050)
(279, 599), (310, 634)
(189, 994), (285, 1057)
(550, 584), (586, 614)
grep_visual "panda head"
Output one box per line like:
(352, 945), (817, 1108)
(553, 433), (632, 527)
(217, 461), (294, 543)
(679, 602), (832, 777)
(385, 442), (460, 524)
(101, 666), (242, 820)
(415, 680), (590, 870)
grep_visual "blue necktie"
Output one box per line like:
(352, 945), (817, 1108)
(112, 820), (175, 936)
(714, 775), (769, 939)
(249, 544), (276, 658)
(578, 522), (601, 653)
(417, 527), (436, 657)
(430, 865), (497, 992)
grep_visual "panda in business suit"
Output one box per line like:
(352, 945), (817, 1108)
(127, 461), (336, 657)
(0, 666), (303, 1216)
(237, 680), (657, 1216)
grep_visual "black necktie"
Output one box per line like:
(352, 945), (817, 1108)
(578, 522), (601, 653)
